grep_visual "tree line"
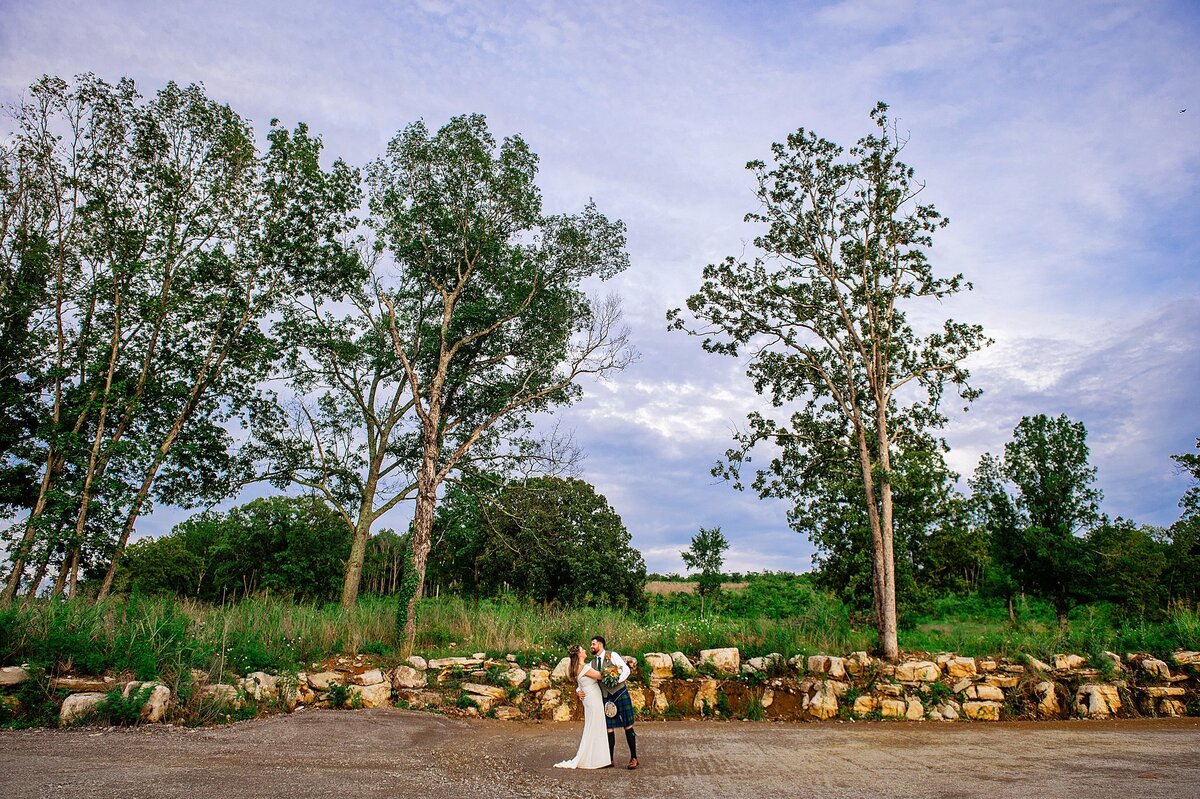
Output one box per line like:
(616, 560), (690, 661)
(0, 74), (634, 651)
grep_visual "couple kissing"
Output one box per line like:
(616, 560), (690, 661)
(553, 636), (639, 770)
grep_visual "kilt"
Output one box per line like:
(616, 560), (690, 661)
(604, 684), (636, 729)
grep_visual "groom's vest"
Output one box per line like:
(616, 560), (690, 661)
(593, 651), (627, 698)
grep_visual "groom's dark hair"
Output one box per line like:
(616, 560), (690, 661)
(592, 635), (606, 648)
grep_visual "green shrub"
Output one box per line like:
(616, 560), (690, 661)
(94, 684), (155, 726)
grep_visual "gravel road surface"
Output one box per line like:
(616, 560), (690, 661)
(2, 710), (1198, 799)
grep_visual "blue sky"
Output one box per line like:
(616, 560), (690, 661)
(3, 0), (1198, 574)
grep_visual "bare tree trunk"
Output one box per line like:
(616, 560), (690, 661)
(874, 408), (899, 662)
(854, 424), (893, 659)
(341, 483), (378, 607)
(67, 547), (80, 598)
(403, 428), (441, 653)
(49, 553), (69, 599)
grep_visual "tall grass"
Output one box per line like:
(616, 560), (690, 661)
(1, 591), (1195, 681)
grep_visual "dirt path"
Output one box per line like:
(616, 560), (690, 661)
(3, 711), (1199, 799)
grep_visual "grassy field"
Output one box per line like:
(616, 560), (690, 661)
(2, 580), (1197, 685)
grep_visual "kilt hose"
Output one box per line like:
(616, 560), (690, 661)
(604, 684), (636, 730)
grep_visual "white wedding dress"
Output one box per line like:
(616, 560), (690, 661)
(554, 665), (611, 769)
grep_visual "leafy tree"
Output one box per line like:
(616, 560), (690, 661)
(367, 115), (635, 650)
(681, 526), (728, 618)
(669, 104), (988, 658)
(1084, 517), (1167, 615)
(971, 414), (1102, 622)
(1165, 438), (1200, 604)
(427, 476), (645, 608)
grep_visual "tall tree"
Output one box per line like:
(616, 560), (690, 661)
(368, 114), (635, 651)
(681, 526), (728, 618)
(669, 103), (988, 659)
(1165, 438), (1200, 604)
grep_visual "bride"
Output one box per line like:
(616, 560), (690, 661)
(554, 643), (612, 769)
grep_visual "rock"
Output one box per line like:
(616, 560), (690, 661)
(761, 688), (774, 708)
(123, 682), (171, 723)
(951, 679), (973, 695)
(1160, 699), (1187, 717)
(1102, 651), (1122, 668)
(963, 701), (1002, 721)
(203, 684), (239, 706)
(540, 688), (562, 710)
(651, 688), (670, 714)
(939, 702), (959, 720)
(699, 647), (740, 675)
(1025, 657), (1052, 673)
(398, 690), (444, 709)
(880, 698), (907, 718)
(550, 657), (573, 682)
(622, 655), (641, 679)
(406, 655), (428, 671)
(351, 669), (386, 686)
(984, 675), (1020, 689)
(51, 675), (116, 693)
(1075, 683), (1121, 718)
(845, 651), (873, 677)
(877, 683), (904, 697)
(307, 671), (343, 691)
(643, 653), (674, 680)
(929, 709), (944, 722)
(895, 661), (939, 682)
(629, 686), (647, 713)
(503, 668), (527, 688)
(807, 682), (839, 720)
(1171, 651), (1200, 665)
(240, 672), (277, 701)
(977, 659), (998, 673)
(1035, 681), (1060, 718)
(945, 657), (977, 679)
(1140, 658), (1171, 679)
(671, 652), (696, 676)
(905, 697), (925, 721)
(965, 685), (1005, 702)
(494, 706), (523, 720)
(551, 704), (573, 722)
(427, 656), (484, 670)
(350, 682), (392, 708)
(744, 653), (785, 676)
(1141, 686), (1186, 698)
(528, 669), (551, 692)
(462, 682), (507, 700)
(392, 665), (427, 690)
(1053, 654), (1086, 671)
(852, 695), (878, 715)
(694, 679), (719, 713)
(806, 655), (846, 680)
(470, 695), (496, 714)
(59, 692), (106, 725)
(506, 654), (517, 663)
(0, 666), (30, 687)
(935, 653), (954, 668)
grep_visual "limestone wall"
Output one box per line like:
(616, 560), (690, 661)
(2, 648), (1196, 727)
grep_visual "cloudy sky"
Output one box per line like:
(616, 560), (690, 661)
(3, 0), (1197, 574)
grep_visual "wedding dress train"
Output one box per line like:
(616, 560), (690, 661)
(553, 666), (611, 769)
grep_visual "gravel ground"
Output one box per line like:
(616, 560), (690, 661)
(2, 710), (1198, 799)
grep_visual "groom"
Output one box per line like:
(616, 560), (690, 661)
(590, 635), (638, 770)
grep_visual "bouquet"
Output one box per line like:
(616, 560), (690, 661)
(600, 663), (622, 689)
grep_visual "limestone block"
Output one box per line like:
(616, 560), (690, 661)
(761, 688), (774, 708)
(880, 698), (907, 719)
(671, 652), (696, 676)
(470, 694), (496, 714)
(806, 655), (846, 680)
(392, 666), (427, 689)
(905, 698), (925, 720)
(629, 686), (647, 712)
(938, 702), (959, 720)
(699, 647), (740, 675)
(350, 682), (392, 708)
(852, 695), (878, 715)
(494, 706), (523, 720)
(945, 657), (977, 679)
(694, 678), (719, 713)
(551, 704), (573, 722)
(744, 653), (785, 675)
(651, 688), (670, 714)
(240, 671), (278, 701)
(203, 684), (239, 706)
(528, 669), (551, 692)
(963, 701), (1001, 721)
(929, 709), (944, 721)
(406, 655), (428, 671)
(307, 671), (343, 691)
(350, 669), (386, 686)
(1075, 683), (1121, 718)
(1025, 657), (1052, 673)
(845, 651), (873, 677)
(551, 657), (573, 682)
(1142, 686), (1186, 698)
(984, 675), (1020, 689)
(503, 668), (527, 688)
(977, 659), (998, 673)
(1140, 658), (1171, 679)
(51, 675), (114, 693)
(935, 653), (954, 669)
(643, 653), (674, 680)
(461, 682), (506, 700)
(540, 688), (562, 710)
(1171, 651), (1200, 665)
(1053, 654), (1086, 671)
(59, 692), (106, 725)
(951, 679), (973, 695)
(1102, 651), (1122, 668)
(807, 682), (839, 720)
(877, 683), (904, 697)
(122, 682), (171, 723)
(1160, 699), (1186, 717)
(0, 666), (30, 687)
(966, 685), (1005, 702)
(1035, 681), (1060, 718)
(427, 656), (484, 670)
(895, 661), (939, 682)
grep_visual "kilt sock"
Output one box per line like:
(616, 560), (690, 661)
(625, 728), (637, 759)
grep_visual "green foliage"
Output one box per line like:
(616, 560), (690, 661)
(455, 692), (479, 710)
(325, 682), (352, 709)
(94, 683), (155, 726)
(681, 527), (727, 618)
(428, 476), (646, 609)
(745, 693), (765, 721)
